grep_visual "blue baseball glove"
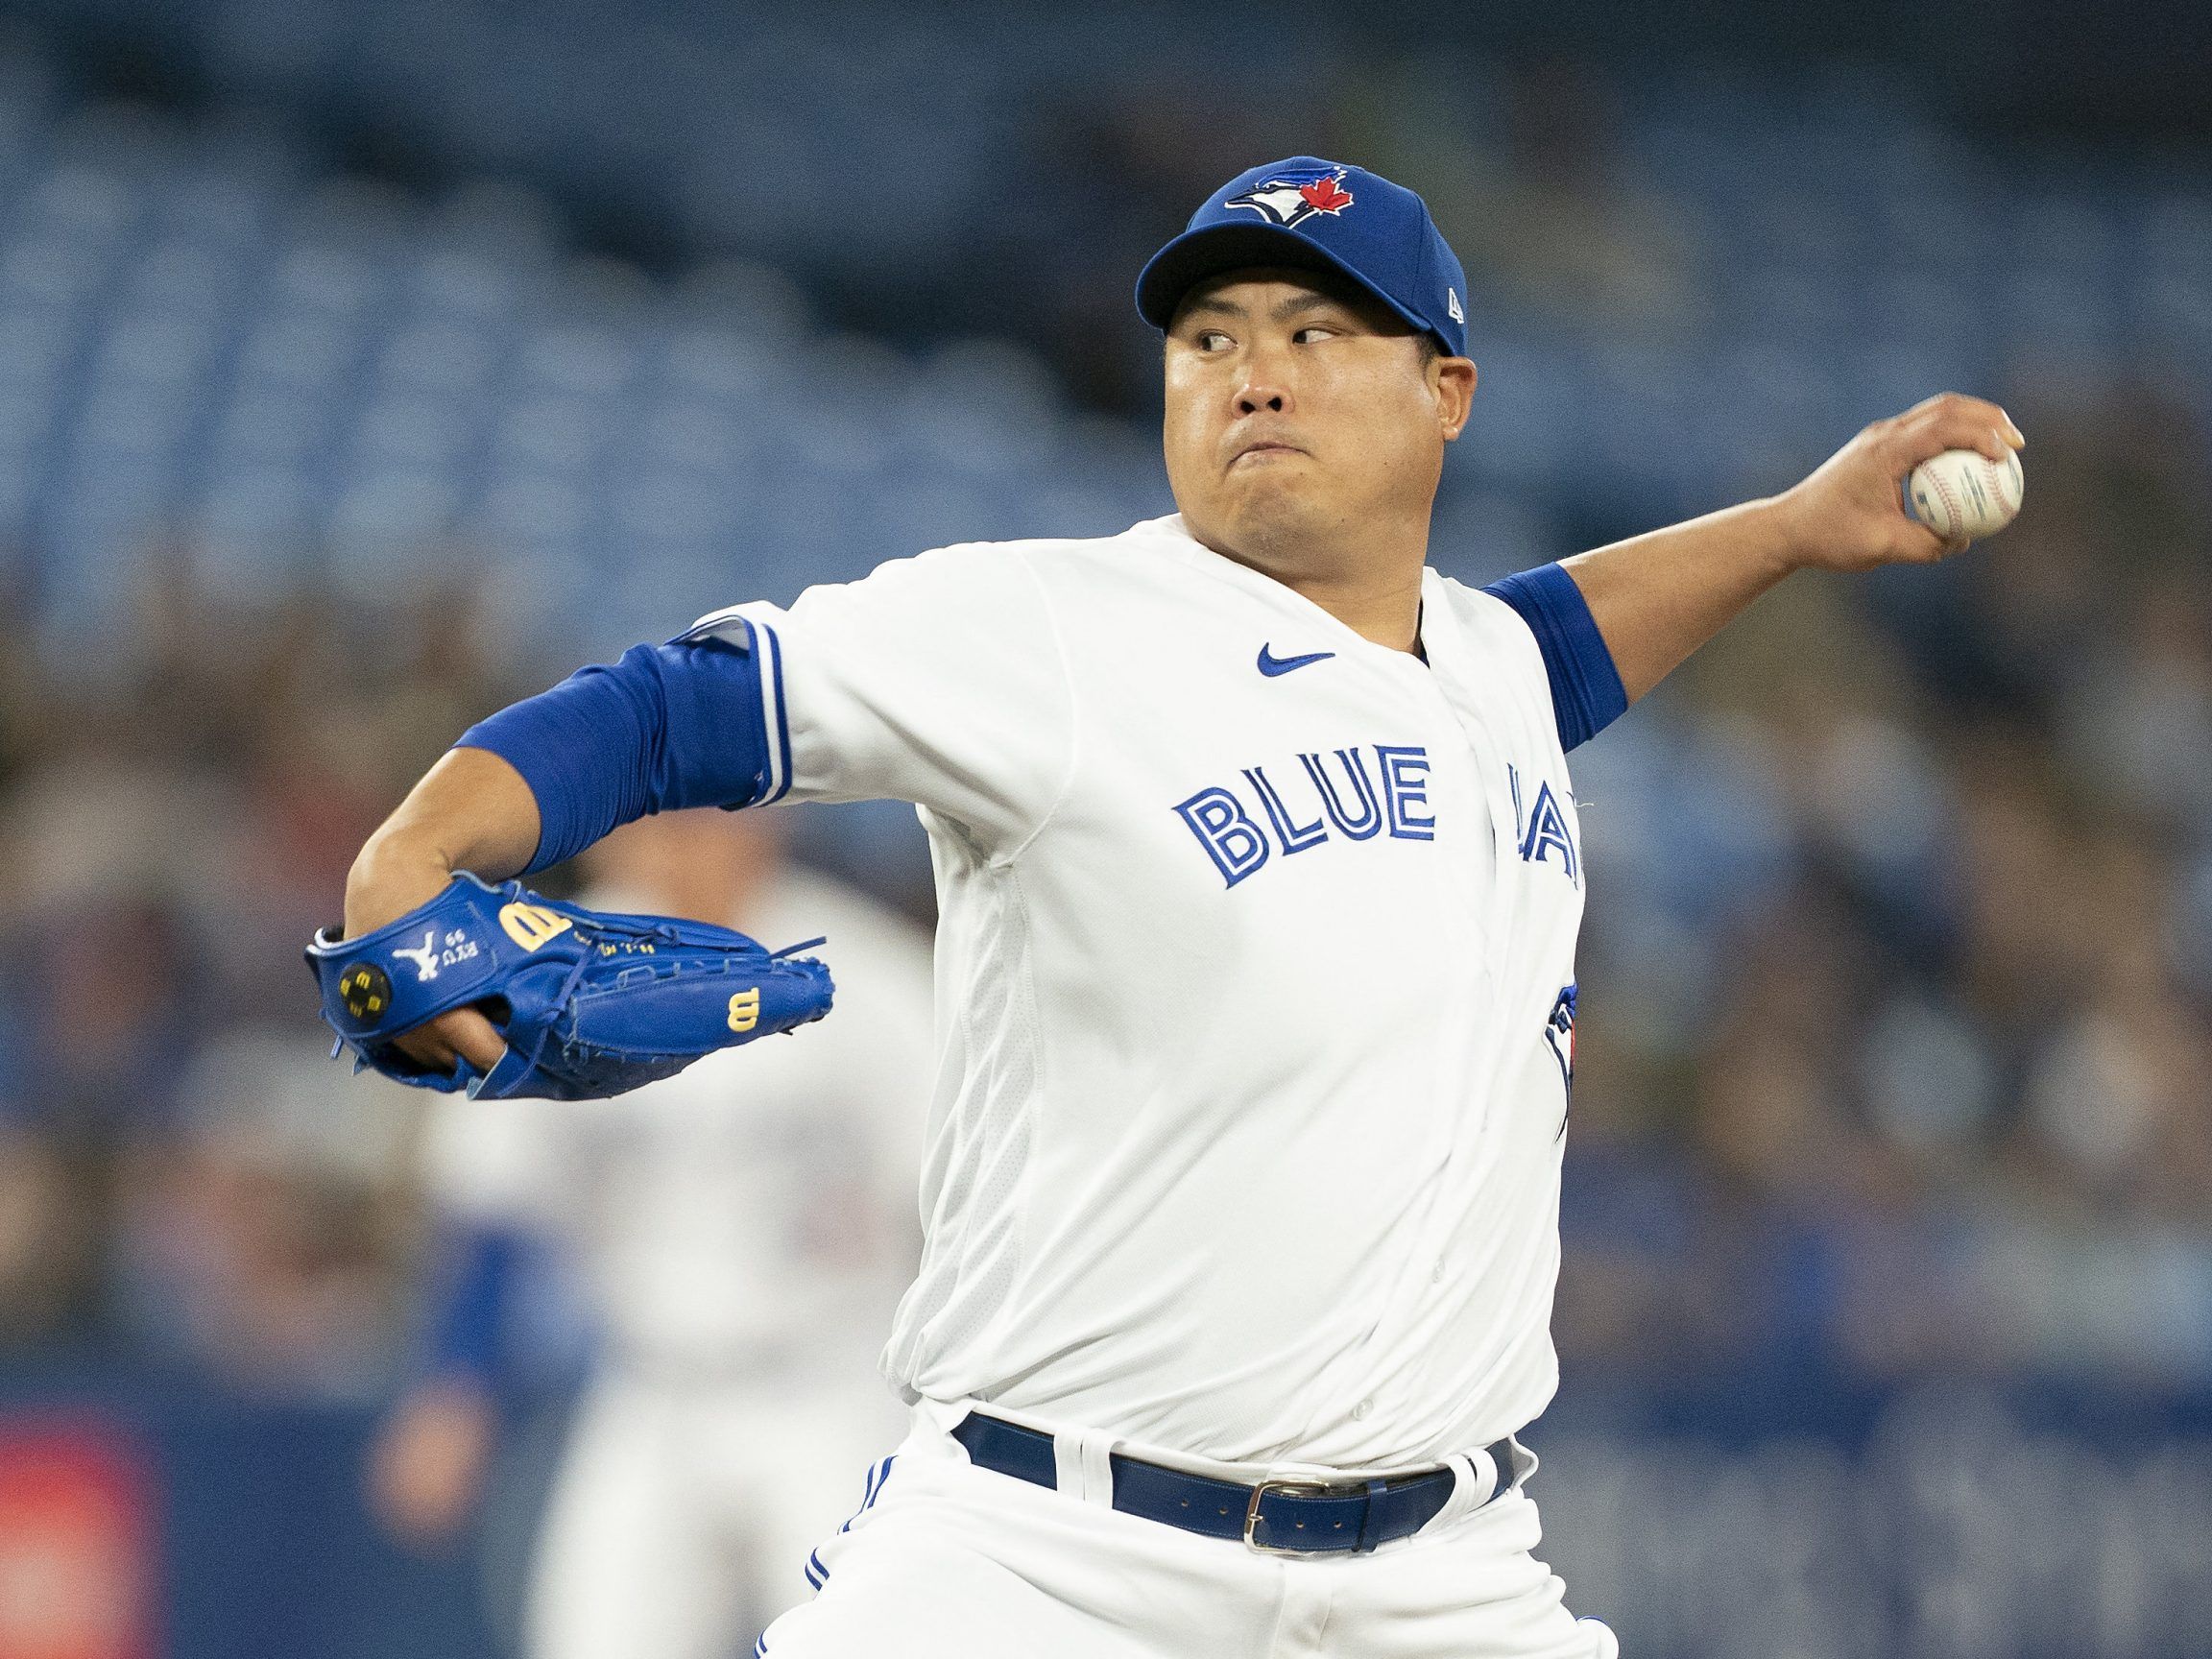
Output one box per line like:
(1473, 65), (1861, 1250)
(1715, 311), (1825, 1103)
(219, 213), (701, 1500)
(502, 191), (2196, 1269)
(305, 873), (835, 1100)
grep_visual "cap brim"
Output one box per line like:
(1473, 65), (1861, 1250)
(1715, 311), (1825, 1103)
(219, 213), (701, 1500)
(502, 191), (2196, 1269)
(1134, 221), (1434, 343)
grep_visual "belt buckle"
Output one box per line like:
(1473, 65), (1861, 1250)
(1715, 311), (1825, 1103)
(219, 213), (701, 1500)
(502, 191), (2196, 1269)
(1242, 1478), (1346, 1555)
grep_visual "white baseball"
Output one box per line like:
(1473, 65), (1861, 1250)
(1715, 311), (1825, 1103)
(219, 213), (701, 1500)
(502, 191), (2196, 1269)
(1905, 446), (2024, 541)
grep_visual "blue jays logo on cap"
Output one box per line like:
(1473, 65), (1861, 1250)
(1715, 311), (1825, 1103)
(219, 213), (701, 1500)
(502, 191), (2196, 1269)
(1224, 166), (1355, 230)
(1134, 155), (1470, 359)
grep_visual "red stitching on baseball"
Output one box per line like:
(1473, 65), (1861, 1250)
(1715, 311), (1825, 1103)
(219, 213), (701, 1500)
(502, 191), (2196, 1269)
(1927, 466), (1962, 535)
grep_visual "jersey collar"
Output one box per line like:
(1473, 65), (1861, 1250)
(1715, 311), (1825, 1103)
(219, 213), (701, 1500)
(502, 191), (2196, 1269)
(1134, 514), (1442, 668)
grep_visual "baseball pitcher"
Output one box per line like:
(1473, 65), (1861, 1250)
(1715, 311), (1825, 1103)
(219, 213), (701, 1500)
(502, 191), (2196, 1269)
(325, 157), (2023, 1657)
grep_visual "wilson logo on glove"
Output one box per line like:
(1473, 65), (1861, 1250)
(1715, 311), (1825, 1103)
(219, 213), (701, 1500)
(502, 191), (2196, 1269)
(499, 901), (573, 950)
(305, 873), (834, 1101)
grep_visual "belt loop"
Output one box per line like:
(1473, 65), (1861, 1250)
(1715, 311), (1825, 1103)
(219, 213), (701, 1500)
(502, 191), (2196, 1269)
(1353, 1479), (1388, 1553)
(1504, 1435), (1536, 1488)
(1423, 1451), (1487, 1535)
(1051, 1423), (1119, 1508)
(1078, 1431), (1118, 1508)
(919, 1396), (974, 1436)
(1473, 1442), (1503, 1504)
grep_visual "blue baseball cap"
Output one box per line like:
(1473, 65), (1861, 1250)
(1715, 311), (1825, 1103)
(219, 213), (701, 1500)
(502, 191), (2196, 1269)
(1135, 156), (1469, 358)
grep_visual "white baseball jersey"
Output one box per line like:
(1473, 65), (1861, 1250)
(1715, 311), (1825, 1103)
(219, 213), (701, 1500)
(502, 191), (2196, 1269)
(705, 513), (1586, 1474)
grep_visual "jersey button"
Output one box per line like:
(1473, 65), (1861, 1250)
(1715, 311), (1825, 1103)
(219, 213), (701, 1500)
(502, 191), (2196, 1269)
(1432, 1261), (1447, 1284)
(1351, 1399), (1373, 1421)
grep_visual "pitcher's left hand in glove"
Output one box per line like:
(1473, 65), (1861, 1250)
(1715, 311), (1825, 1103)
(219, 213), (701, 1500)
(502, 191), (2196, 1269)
(306, 872), (834, 1100)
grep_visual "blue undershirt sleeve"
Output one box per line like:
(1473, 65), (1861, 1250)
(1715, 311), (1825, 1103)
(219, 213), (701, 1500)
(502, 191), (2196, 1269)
(1481, 564), (1630, 752)
(421, 1223), (524, 1382)
(455, 626), (771, 875)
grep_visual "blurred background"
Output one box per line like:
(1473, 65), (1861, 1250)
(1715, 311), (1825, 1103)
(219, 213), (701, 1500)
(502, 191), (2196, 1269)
(0, 0), (2205, 1655)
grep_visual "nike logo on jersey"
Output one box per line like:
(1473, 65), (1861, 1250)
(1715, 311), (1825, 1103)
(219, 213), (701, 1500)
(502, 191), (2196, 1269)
(1174, 744), (1433, 887)
(1256, 644), (1335, 677)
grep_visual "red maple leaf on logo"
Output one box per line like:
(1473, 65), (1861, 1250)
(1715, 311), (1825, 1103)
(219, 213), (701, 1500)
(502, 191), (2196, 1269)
(1298, 175), (1353, 215)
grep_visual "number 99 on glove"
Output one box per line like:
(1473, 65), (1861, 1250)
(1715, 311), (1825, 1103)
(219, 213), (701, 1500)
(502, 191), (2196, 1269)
(305, 873), (835, 1101)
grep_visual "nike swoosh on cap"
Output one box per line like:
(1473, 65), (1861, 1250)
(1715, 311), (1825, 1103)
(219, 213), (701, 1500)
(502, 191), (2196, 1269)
(1257, 644), (1336, 677)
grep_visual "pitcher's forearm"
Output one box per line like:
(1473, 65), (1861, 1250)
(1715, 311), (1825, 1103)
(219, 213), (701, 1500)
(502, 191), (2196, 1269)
(1561, 396), (2026, 708)
(344, 747), (543, 938)
(1559, 497), (1802, 706)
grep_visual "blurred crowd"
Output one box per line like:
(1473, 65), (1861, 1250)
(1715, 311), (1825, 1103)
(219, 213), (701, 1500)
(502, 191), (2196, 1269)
(1558, 384), (2212, 1388)
(0, 553), (549, 1396)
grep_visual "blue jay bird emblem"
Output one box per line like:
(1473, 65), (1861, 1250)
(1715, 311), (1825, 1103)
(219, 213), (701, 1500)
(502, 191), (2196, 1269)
(1224, 167), (1355, 229)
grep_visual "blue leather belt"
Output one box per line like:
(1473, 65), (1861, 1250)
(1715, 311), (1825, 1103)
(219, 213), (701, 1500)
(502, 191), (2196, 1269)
(950, 1411), (1520, 1555)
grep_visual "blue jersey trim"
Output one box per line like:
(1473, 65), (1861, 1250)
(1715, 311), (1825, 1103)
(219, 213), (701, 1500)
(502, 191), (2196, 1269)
(756, 618), (794, 805)
(804, 1455), (896, 1593)
(1480, 564), (1627, 752)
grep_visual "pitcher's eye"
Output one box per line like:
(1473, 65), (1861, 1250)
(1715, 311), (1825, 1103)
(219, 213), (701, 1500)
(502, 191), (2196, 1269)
(1196, 330), (1232, 351)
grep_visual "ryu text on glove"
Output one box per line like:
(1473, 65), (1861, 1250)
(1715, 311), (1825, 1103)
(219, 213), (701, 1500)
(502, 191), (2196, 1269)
(306, 873), (834, 1100)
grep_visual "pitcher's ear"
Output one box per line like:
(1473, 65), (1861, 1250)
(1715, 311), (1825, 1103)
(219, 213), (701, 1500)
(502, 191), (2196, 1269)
(1434, 356), (1478, 440)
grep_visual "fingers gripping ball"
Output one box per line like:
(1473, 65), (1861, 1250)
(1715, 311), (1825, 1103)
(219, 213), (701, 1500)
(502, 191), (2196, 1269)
(1905, 447), (2024, 541)
(305, 873), (835, 1100)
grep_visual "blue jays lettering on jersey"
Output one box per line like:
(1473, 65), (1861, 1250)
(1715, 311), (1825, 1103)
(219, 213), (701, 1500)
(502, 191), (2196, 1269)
(1508, 762), (1580, 888)
(1174, 743), (1435, 887)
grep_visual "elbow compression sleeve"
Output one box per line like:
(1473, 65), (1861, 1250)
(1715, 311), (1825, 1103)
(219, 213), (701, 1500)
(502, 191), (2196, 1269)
(421, 1223), (524, 1383)
(456, 629), (772, 874)
(1481, 564), (1629, 752)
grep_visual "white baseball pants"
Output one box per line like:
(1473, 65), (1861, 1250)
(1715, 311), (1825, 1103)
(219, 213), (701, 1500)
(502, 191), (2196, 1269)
(756, 1405), (1619, 1659)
